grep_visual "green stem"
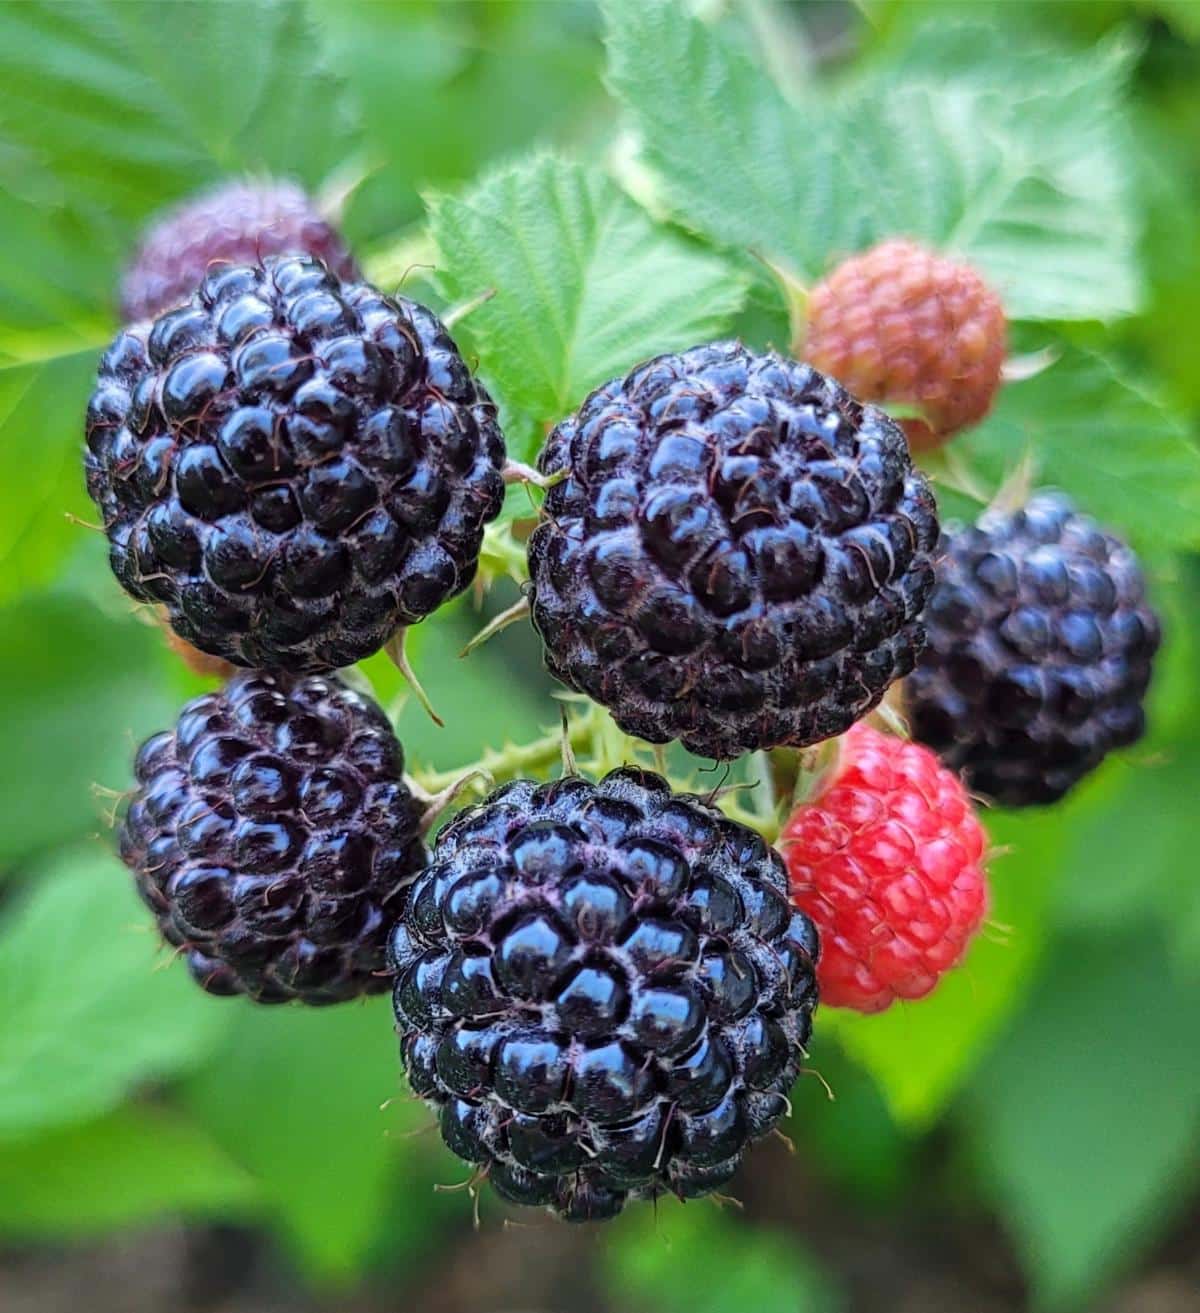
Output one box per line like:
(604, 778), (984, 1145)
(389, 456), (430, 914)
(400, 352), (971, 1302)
(408, 696), (811, 847)
(410, 708), (596, 796)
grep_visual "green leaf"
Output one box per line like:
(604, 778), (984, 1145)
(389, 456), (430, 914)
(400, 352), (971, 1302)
(1051, 562), (1200, 972)
(0, 1103), (257, 1235)
(428, 153), (747, 459)
(790, 1044), (913, 1206)
(603, 1), (1140, 322)
(184, 998), (439, 1285)
(0, 350), (101, 598)
(605, 1201), (844, 1313)
(966, 932), (1200, 1309)
(958, 343), (1200, 557)
(0, 0), (354, 224)
(0, 591), (178, 866)
(0, 849), (229, 1138)
(316, 0), (607, 247)
(824, 806), (1065, 1130)
(0, 0), (356, 363)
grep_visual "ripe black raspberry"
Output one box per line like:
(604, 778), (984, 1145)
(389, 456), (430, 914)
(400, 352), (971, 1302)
(121, 179), (360, 323)
(527, 343), (939, 760)
(389, 769), (818, 1222)
(86, 255), (506, 672)
(120, 669), (426, 1004)
(906, 492), (1160, 807)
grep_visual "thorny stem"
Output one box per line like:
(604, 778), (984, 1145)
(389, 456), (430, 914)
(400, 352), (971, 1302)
(409, 706), (600, 798)
(408, 698), (819, 845)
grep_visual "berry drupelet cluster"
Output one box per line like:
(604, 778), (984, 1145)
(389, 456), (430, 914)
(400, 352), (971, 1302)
(120, 670), (427, 1004)
(86, 254), (506, 672)
(121, 178), (361, 323)
(784, 723), (988, 1013)
(389, 769), (818, 1220)
(803, 238), (1007, 452)
(906, 492), (1160, 807)
(527, 342), (939, 760)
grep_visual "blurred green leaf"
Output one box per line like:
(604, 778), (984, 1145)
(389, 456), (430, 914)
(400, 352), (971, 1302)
(317, 0), (606, 247)
(1057, 747), (1200, 976)
(1151, 0), (1200, 41)
(0, 1103), (257, 1235)
(604, 1), (1140, 322)
(1052, 562), (1200, 971)
(0, 849), (229, 1138)
(0, 0), (352, 218)
(184, 997), (438, 1285)
(959, 343), (1200, 556)
(0, 351), (99, 598)
(0, 0), (356, 356)
(428, 152), (746, 459)
(606, 1201), (843, 1313)
(791, 1044), (913, 1206)
(966, 932), (1200, 1309)
(0, 592), (177, 866)
(825, 806), (1066, 1129)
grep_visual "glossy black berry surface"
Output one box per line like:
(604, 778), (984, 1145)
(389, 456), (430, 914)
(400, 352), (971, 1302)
(120, 670), (426, 1003)
(906, 492), (1161, 806)
(527, 342), (938, 760)
(121, 179), (361, 323)
(389, 769), (819, 1221)
(87, 254), (506, 671)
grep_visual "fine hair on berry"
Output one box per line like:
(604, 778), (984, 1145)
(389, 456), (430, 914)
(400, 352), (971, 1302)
(803, 238), (1006, 452)
(783, 722), (988, 1013)
(905, 491), (1160, 807)
(119, 670), (427, 1004)
(527, 341), (939, 761)
(120, 177), (361, 323)
(389, 768), (819, 1221)
(86, 254), (506, 672)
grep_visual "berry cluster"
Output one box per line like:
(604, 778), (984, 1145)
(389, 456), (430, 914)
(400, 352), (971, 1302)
(93, 184), (1160, 1223)
(803, 239), (1006, 452)
(87, 254), (505, 672)
(906, 493), (1160, 806)
(784, 724), (987, 1013)
(528, 342), (939, 760)
(121, 670), (425, 1003)
(390, 770), (817, 1221)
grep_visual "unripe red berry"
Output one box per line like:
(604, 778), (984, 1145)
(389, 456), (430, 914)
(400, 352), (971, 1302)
(782, 722), (988, 1013)
(803, 239), (1006, 452)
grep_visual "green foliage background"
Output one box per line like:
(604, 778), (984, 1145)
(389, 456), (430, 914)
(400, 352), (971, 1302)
(1, 2), (1198, 1309)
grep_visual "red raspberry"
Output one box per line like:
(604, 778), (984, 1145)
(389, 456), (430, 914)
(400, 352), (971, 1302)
(803, 239), (1006, 452)
(782, 722), (988, 1013)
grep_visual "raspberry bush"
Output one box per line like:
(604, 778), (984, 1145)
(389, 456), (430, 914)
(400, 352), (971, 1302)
(3, 0), (1200, 1307)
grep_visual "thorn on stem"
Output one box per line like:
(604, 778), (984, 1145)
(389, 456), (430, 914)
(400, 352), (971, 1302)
(459, 595), (531, 658)
(384, 628), (444, 727)
(443, 286), (496, 329)
(409, 767), (494, 835)
(559, 705), (578, 778)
